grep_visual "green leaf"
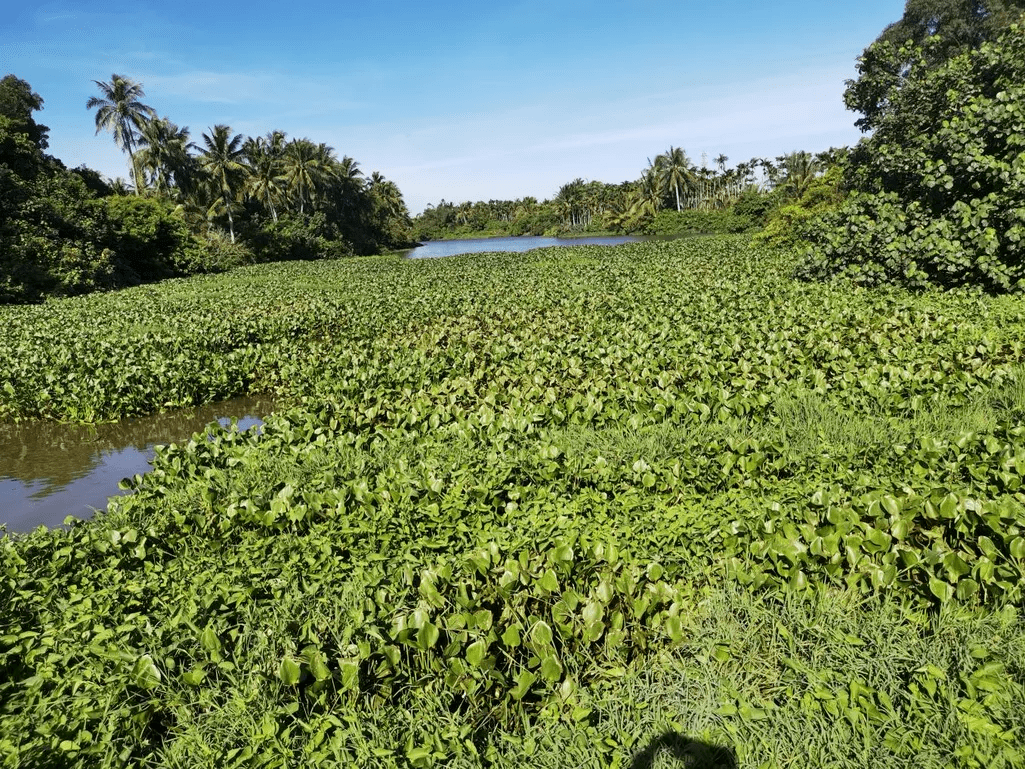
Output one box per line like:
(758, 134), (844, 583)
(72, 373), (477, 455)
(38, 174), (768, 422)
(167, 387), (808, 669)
(406, 746), (432, 763)
(538, 569), (560, 593)
(582, 601), (603, 626)
(465, 639), (488, 668)
(929, 577), (954, 603)
(540, 653), (563, 681)
(530, 621), (554, 649)
(943, 552), (971, 580)
(956, 578), (980, 600)
(501, 624), (522, 648)
(200, 626), (221, 653)
(417, 621), (440, 651)
(510, 669), (537, 700)
(553, 544), (574, 563)
(1010, 537), (1025, 560)
(339, 661), (359, 690)
(130, 654), (162, 690)
(939, 494), (959, 518)
(665, 615), (684, 644)
(278, 657), (301, 686)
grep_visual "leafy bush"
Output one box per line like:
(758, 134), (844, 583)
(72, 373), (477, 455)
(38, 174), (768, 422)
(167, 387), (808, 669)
(641, 208), (754, 236)
(731, 187), (782, 226)
(755, 166), (846, 250)
(248, 213), (353, 264)
(97, 195), (197, 282)
(799, 23), (1025, 291)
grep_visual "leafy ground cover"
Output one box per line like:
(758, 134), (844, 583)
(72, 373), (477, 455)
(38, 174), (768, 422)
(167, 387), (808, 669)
(2, 236), (1025, 767)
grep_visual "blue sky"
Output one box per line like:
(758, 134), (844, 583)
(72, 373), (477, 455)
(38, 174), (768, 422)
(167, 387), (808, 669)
(3, 0), (905, 213)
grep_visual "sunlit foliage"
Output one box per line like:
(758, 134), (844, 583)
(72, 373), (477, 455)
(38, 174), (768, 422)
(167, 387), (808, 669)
(2, 237), (1024, 766)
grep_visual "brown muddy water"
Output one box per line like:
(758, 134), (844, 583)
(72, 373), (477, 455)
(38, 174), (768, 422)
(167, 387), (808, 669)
(0, 396), (276, 534)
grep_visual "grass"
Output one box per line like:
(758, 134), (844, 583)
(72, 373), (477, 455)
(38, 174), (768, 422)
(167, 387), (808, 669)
(2, 236), (1025, 767)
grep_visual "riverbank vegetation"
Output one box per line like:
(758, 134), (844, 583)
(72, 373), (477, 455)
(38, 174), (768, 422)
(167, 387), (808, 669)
(4, 2), (1025, 766)
(0, 74), (414, 304)
(3, 237), (1025, 766)
(411, 151), (822, 242)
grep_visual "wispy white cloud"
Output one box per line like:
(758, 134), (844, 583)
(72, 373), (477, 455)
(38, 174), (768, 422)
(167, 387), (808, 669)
(142, 71), (282, 105)
(369, 64), (862, 212)
(13, 0), (894, 216)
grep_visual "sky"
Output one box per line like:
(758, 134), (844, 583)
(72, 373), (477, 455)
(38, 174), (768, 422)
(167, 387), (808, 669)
(2, 0), (906, 214)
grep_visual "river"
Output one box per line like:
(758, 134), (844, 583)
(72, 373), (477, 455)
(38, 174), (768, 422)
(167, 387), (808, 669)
(0, 396), (275, 533)
(404, 234), (641, 259)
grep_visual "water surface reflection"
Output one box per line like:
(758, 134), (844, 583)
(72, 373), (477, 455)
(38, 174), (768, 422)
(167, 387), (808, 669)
(405, 235), (641, 259)
(0, 395), (275, 533)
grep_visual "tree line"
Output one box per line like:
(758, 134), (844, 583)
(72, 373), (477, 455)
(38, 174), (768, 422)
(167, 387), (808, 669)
(413, 149), (832, 241)
(86, 75), (411, 251)
(0, 74), (414, 303)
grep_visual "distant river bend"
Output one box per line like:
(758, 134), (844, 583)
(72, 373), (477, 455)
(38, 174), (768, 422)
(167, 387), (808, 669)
(403, 235), (641, 259)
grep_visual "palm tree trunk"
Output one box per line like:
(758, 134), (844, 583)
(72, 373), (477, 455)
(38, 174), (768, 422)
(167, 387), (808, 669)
(225, 193), (235, 243)
(127, 140), (142, 196)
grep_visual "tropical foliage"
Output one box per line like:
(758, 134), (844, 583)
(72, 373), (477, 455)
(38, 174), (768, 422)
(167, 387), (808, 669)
(0, 74), (414, 304)
(800, 20), (1025, 291)
(412, 151), (802, 241)
(0, 76), (224, 303)
(2, 237), (1025, 766)
(845, 0), (1025, 130)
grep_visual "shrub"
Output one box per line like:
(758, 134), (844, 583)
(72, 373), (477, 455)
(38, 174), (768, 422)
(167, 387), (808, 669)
(732, 188), (783, 226)
(799, 23), (1025, 292)
(641, 209), (754, 236)
(755, 166), (846, 250)
(248, 213), (352, 264)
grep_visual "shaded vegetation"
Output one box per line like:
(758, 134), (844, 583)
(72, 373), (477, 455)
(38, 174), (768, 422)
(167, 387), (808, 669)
(0, 74), (414, 304)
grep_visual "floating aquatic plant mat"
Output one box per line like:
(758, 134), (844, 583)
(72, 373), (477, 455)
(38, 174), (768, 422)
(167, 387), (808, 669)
(2, 236), (1024, 767)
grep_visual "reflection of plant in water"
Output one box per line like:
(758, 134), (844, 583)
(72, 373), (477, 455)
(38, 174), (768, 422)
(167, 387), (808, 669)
(0, 396), (274, 525)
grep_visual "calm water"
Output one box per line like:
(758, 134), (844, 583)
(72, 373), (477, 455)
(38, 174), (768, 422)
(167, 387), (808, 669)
(405, 235), (641, 259)
(0, 396), (275, 533)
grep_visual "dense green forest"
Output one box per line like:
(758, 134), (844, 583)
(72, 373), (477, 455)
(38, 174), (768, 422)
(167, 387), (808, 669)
(0, 74), (414, 304)
(3, 2), (1025, 767)
(411, 150), (825, 241)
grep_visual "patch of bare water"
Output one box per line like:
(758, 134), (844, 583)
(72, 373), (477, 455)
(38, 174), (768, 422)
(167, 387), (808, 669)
(0, 396), (275, 533)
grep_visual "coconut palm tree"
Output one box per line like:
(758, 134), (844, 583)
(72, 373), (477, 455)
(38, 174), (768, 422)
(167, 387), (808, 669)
(279, 139), (341, 215)
(658, 146), (694, 212)
(87, 74), (156, 195)
(371, 177), (408, 221)
(198, 125), (247, 242)
(107, 177), (134, 196)
(136, 116), (195, 197)
(629, 162), (662, 222)
(243, 133), (286, 223)
(780, 151), (821, 198)
(337, 155), (363, 182)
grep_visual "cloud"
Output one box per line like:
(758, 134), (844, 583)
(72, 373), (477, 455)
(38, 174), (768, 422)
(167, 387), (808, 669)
(371, 64), (862, 213)
(142, 71), (288, 105)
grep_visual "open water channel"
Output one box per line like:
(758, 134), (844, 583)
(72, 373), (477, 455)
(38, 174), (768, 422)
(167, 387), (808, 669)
(2, 236), (643, 534)
(404, 234), (641, 259)
(1, 396), (275, 533)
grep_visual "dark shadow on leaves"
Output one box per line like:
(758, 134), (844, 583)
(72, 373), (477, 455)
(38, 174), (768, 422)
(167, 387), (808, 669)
(631, 731), (737, 769)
